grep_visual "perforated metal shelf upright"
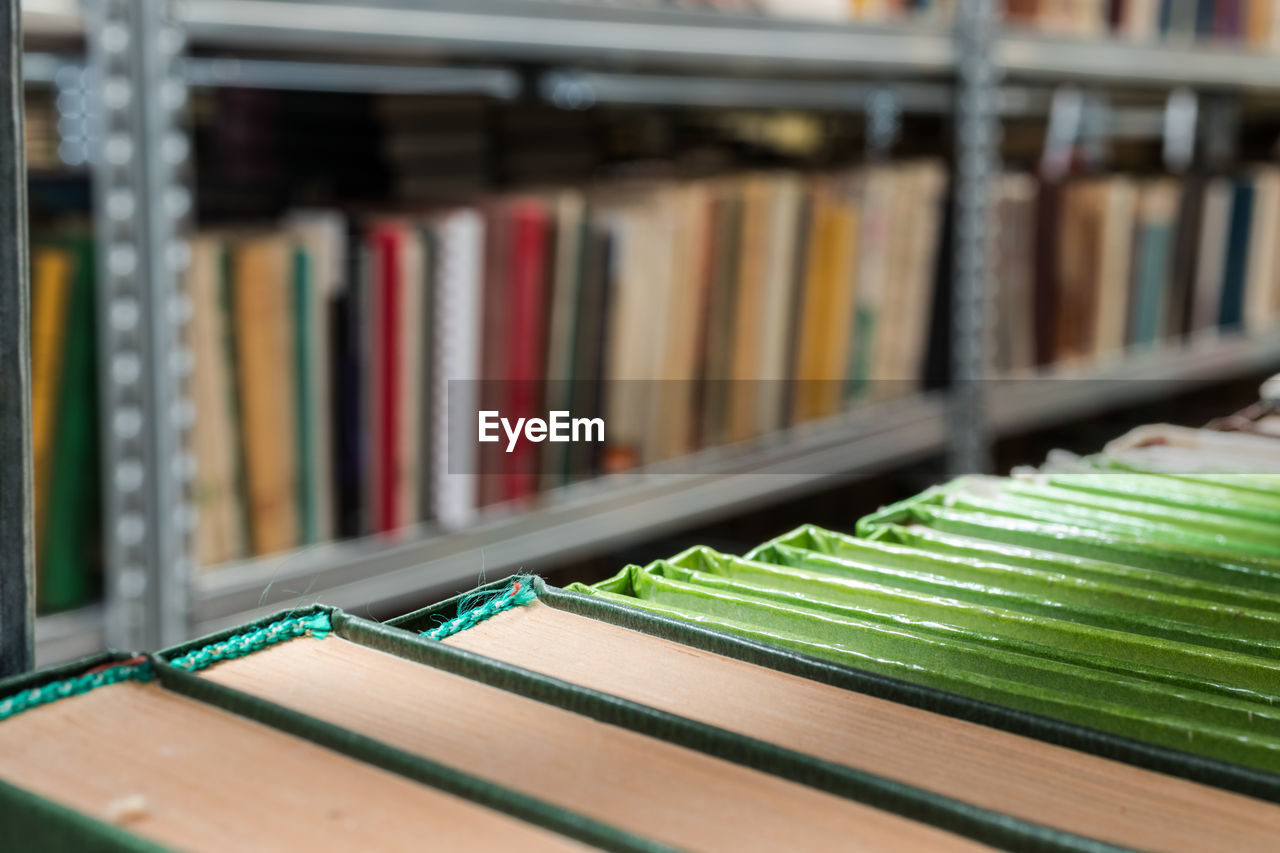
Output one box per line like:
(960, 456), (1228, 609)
(85, 0), (196, 650)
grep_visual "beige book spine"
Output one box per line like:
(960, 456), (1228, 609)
(233, 236), (300, 555)
(1093, 177), (1138, 360)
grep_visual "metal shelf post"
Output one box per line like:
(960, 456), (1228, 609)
(87, 0), (195, 649)
(949, 0), (999, 476)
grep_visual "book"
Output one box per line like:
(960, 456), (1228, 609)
(1219, 176), (1256, 330)
(369, 221), (403, 534)
(1244, 167), (1280, 335)
(29, 244), (72, 570)
(504, 200), (551, 500)
(188, 235), (248, 566)
(285, 211), (346, 545)
(33, 237), (98, 612)
(397, 224), (427, 528)
(755, 174), (805, 434)
(1190, 176), (1233, 334)
(1058, 179), (1108, 362)
(431, 210), (485, 530)
(726, 175), (771, 444)
(1093, 176), (1138, 359)
(991, 173), (1038, 374)
(232, 235), (300, 556)
(540, 192), (588, 489)
(1127, 179), (1180, 349)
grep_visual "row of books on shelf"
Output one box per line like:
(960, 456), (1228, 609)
(186, 159), (1280, 570)
(600, 0), (1280, 50)
(187, 162), (950, 568)
(992, 167), (1280, 373)
(25, 161), (1280, 609)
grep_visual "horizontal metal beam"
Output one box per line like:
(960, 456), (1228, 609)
(540, 70), (952, 113)
(998, 30), (1280, 90)
(183, 57), (522, 97)
(181, 0), (954, 74)
(988, 331), (1280, 436)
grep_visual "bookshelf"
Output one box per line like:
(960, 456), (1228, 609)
(17, 1), (1280, 665)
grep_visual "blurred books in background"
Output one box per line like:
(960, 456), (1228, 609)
(186, 162), (949, 567)
(992, 168), (1280, 376)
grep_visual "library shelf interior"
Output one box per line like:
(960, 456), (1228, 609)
(19, 0), (1280, 663)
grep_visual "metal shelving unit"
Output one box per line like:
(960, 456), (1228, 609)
(17, 1), (1280, 664)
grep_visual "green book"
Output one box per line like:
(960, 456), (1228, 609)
(37, 235), (98, 613)
(292, 246), (318, 545)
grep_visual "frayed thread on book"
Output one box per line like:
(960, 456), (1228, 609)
(421, 576), (538, 642)
(168, 610), (333, 672)
(0, 657), (153, 722)
(0, 611), (333, 723)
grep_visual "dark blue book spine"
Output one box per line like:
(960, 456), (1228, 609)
(1218, 178), (1254, 331)
(1195, 0), (1216, 37)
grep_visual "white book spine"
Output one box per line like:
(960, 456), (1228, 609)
(432, 210), (484, 530)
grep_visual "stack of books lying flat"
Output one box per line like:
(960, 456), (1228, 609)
(3, 414), (1279, 850)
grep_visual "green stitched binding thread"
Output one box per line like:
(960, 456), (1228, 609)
(421, 578), (537, 641)
(0, 611), (332, 724)
(169, 611), (333, 672)
(0, 661), (153, 722)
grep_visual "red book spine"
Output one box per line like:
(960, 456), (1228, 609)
(373, 226), (401, 533)
(504, 202), (549, 503)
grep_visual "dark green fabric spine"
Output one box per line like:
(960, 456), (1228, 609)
(0, 776), (167, 853)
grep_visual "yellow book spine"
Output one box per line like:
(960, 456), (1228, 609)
(29, 246), (72, 549)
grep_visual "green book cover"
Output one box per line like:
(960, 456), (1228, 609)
(292, 246), (317, 545)
(38, 236), (98, 613)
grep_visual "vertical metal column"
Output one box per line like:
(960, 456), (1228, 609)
(949, 0), (999, 476)
(88, 0), (195, 649)
(0, 0), (34, 677)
